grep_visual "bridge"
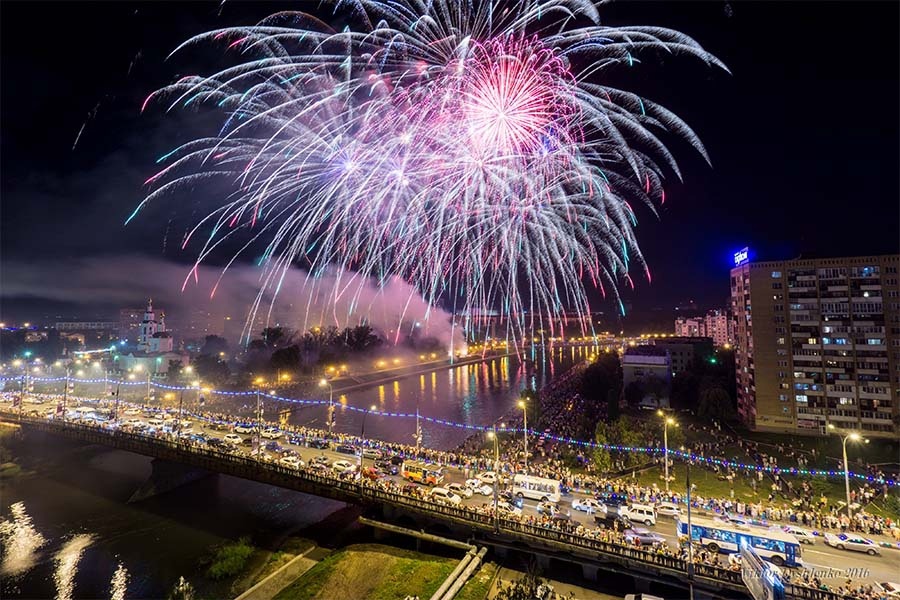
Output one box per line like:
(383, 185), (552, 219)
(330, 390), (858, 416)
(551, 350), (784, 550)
(2, 412), (854, 600)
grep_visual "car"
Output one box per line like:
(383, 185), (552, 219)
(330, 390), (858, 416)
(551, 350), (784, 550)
(595, 492), (629, 508)
(308, 439), (329, 449)
(146, 418), (164, 428)
(207, 437), (225, 448)
(445, 482), (473, 499)
(124, 417), (143, 427)
(388, 455), (404, 466)
(209, 421), (231, 431)
(234, 423), (254, 434)
(499, 491), (523, 508)
(224, 433), (243, 445)
(875, 582), (900, 598)
(336, 444), (357, 456)
(537, 500), (569, 517)
(261, 427), (282, 440)
(178, 420), (194, 431)
(572, 498), (606, 514)
(623, 528), (667, 547)
(476, 471), (500, 485)
(123, 408), (141, 416)
(824, 533), (881, 555)
(655, 502), (682, 518)
(264, 441), (284, 454)
(781, 525), (816, 544)
(496, 500), (522, 517)
(621, 504), (657, 526)
(279, 455), (304, 469)
(375, 460), (399, 475)
(429, 487), (462, 506)
(361, 448), (382, 459)
(309, 462), (329, 474)
(465, 479), (494, 496)
(312, 454), (330, 465)
(241, 437), (254, 446)
(332, 460), (356, 474)
(594, 514), (633, 530)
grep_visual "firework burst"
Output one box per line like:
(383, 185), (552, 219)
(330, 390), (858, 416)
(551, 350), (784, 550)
(136, 0), (726, 344)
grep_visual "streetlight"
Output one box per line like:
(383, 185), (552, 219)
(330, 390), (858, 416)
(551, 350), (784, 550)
(657, 410), (678, 492)
(487, 424), (503, 532)
(319, 378), (334, 445)
(518, 398), (528, 475)
(681, 445), (695, 600)
(254, 377), (265, 463)
(359, 404), (377, 473)
(828, 425), (868, 518)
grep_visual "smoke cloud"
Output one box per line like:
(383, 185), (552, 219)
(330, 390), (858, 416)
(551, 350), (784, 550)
(2, 256), (464, 350)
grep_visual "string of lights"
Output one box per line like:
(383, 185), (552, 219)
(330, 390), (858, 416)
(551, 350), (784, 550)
(4, 375), (895, 486)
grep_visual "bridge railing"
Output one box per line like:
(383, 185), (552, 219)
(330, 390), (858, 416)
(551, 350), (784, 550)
(2, 412), (857, 600)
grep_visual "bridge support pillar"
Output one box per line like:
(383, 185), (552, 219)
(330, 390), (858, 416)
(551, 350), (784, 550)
(129, 458), (212, 503)
(535, 555), (551, 573)
(631, 576), (652, 593)
(581, 564), (598, 582)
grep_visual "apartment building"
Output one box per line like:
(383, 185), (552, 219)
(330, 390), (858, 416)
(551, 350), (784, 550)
(731, 254), (899, 437)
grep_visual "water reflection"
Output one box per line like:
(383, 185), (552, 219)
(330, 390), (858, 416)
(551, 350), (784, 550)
(110, 562), (129, 600)
(287, 346), (593, 449)
(0, 502), (46, 578)
(53, 534), (94, 600)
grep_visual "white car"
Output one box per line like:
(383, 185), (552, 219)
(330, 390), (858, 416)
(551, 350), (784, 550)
(361, 448), (382, 459)
(332, 460), (356, 474)
(430, 487), (462, 506)
(476, 471), (500, 485)
(234, 423), (254, 434)
(824, 533), (881, 555)
(279, 455), (304, 469)
(124, 417), (143, 427)
(655, 502), (682, 518)
(261, 427), (282, 440)
(124, 408), (141, 416)
(224, 433), (243, 445)
(496, 500), (522, 517)
(445, 482), (473, 499)
(781, 525), (815, 544)
(465, 479), (494, 496)
(572, 498), (606, 514)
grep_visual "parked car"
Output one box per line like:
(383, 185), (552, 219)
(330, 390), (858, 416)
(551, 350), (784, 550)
(336, 444), (357, 456)
(572, 498), (606, 514)
(279, 455), (304, 469)
(499, 491), (523, 508)
(620, 503), (656, 526)
(223, 433), (243, 445)
(595, 492), (629, 508)
(361, 448), (382, 459)
(308, 439), (329, 449)
(375, 460), (399, 475)
(445, 482), (473, 499)
(655, 502), (682, 518)
(234, 423), (254, 434)
(781, 525), (816, 544)
(594, 514), (633, 530)
(476, 471), (500, 485)
(623, 528), (666, 547)
(429, 488), (462, 506)
(465, 479), (493, 496)
(207, 437), (225, 448)
(261, 427), (282, 440)
(824, 533), (880, 555)
(331, 460), (356, 474)
(264, 441), (284, 454)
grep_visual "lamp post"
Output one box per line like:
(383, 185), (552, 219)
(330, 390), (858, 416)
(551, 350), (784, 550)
(828, 424), (867, 518)
(319, 378), (334, 445)
(657, 410), (678, 492)
(414, 396), (422, 457)
(487, 424), (502, 532)
(518, 398), (528, 475)
(359, 404), (377, 473)
(681, 445), (694, 600)
(254, 377), (265, 463)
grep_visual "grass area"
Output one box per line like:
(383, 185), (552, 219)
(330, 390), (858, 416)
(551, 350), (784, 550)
(273, 544), (457, 600)
(206, 537), (255, 580)
(456, 561), (498, 600)
(736, 428), (899, 469)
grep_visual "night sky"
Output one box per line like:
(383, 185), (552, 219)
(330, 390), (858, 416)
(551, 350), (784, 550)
(2, 1), (898, 322)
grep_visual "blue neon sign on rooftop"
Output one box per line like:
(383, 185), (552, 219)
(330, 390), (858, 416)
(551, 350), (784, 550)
(734, 247), (750, 267)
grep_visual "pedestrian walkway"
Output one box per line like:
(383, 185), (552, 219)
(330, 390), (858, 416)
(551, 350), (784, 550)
(235, 545), (330, 600)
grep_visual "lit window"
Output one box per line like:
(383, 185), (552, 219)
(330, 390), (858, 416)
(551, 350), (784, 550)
(771, 271), (782, 278)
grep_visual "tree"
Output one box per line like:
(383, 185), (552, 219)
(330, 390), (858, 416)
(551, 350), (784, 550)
(593, 423), (613, 473)
(624, 381), (643, 407)
(270, 345), (300, 373)
(166, 360), (184, 384)
(200, 335), (228, 356)
(606, 388), (621, 422)
(191, 354), (230, 385)
(261, 327), (287, 349)
(698, 386), (734, 421)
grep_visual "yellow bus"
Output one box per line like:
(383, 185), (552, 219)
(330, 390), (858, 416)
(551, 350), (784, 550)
(401, 461), (445, 486)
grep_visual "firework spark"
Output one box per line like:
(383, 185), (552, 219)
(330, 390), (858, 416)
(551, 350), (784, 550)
(138, 0), (725, 343)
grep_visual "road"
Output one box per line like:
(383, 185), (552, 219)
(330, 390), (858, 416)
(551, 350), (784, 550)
(7, 396), (900, 589)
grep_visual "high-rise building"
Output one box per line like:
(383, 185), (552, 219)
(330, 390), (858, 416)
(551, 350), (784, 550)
(675, 316), (705, 337)
(674, 310), (734, 347)
(731, 253), (900, 437)
(653, 336), (715, 376)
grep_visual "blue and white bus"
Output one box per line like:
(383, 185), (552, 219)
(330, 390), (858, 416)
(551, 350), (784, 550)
(676, 514), (803, 568)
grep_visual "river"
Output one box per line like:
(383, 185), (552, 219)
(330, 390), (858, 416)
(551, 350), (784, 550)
(0, 346), (592, 599)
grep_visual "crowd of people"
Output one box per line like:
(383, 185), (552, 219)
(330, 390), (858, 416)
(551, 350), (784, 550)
(5, 393), (899, 599)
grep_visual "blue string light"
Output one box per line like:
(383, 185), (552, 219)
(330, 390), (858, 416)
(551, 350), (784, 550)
(5, 375), (896, 486)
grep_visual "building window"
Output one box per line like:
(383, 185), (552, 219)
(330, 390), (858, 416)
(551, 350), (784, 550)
(771, 271), (782, 278)
(796, 395), (808, 403)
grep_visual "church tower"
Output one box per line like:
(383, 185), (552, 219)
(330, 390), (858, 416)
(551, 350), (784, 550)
(138, 299), (158, 352)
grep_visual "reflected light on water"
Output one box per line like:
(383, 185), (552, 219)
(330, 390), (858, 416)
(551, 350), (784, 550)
(54, 533), (94, 600)
(110, 562), (129, 600)
(0, 501), (47, 578)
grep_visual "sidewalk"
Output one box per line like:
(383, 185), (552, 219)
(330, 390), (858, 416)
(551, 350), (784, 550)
(235, 546), (329, 600)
